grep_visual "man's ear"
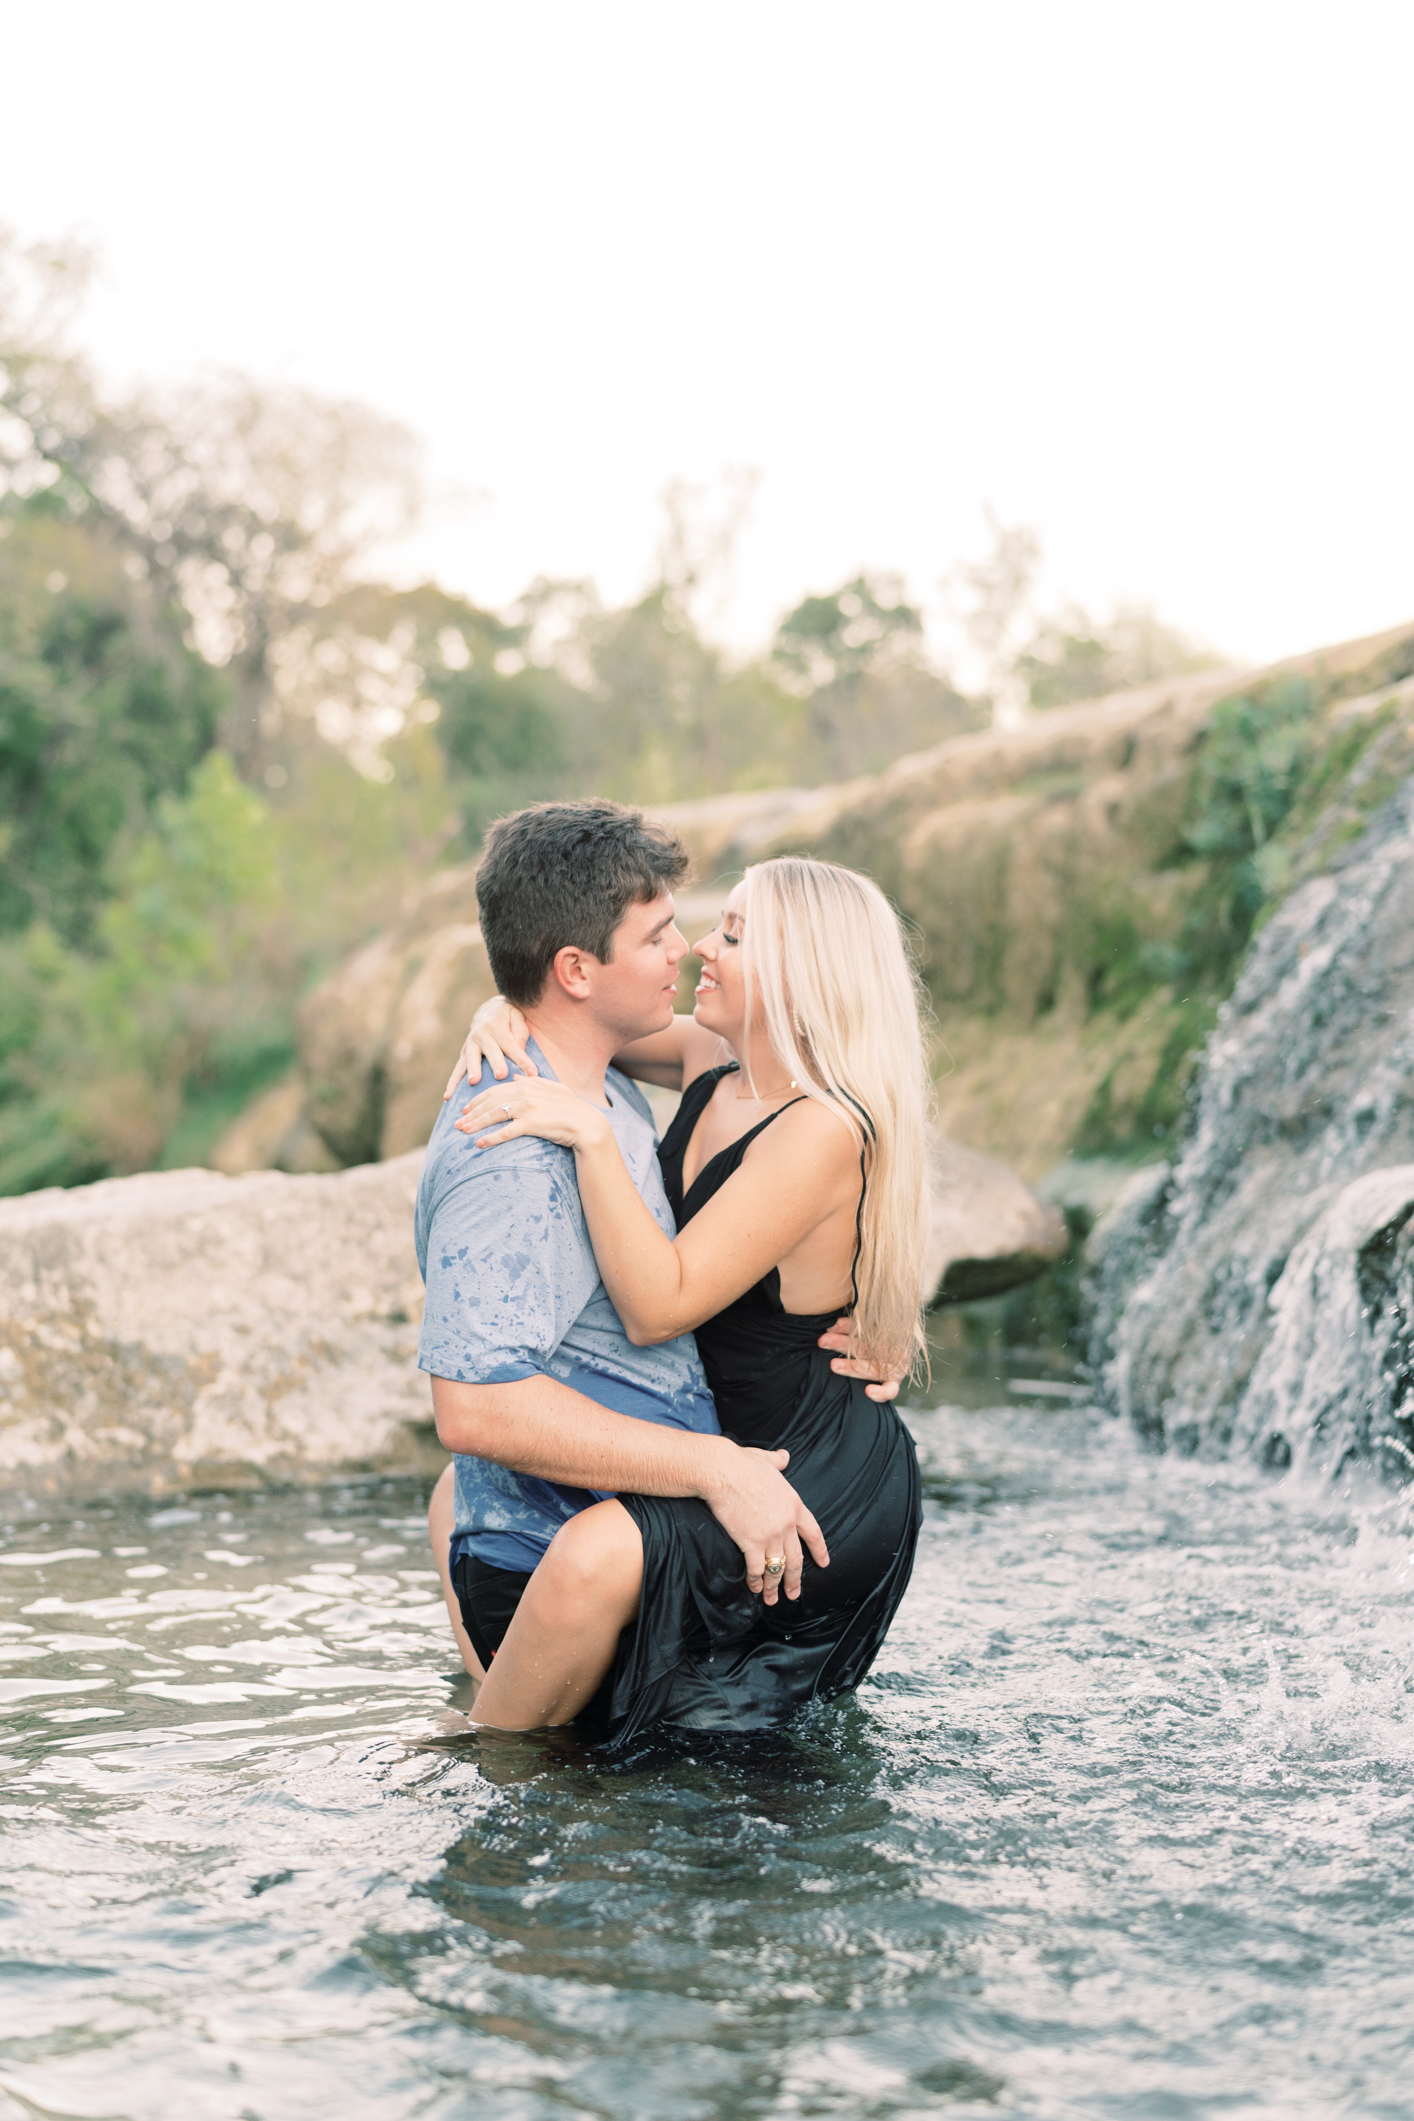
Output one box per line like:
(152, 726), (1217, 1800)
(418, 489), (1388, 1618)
(548, 943), (597, 1001)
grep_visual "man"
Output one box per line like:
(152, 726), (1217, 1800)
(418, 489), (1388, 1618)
(419, 799), (881, 1688)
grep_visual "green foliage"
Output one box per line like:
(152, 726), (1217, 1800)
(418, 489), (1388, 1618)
(770, 575), (980, 779)
(574, 586), (818, 801)
(423, 636), (572, 840)
(1173, 675), (1316, 990)
(1058, 652), (1414, 1163)
(156, 1021), (296, 1172)
(1073, 998), (1219, 1158)
(773, 575), (922, 686)
(91, 752), (281, 1034)
(0, 504), (225, 942)
(432, 663), (565, 782)
(0, 753), (286, 1191)
(1186, 675), (1316, 859)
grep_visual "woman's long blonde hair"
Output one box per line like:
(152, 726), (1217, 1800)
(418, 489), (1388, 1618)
(739, 856), (931, 1373)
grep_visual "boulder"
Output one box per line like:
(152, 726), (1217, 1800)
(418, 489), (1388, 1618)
(0, 1103), (1069, 1496)
(0, 1158), (434, 1498)
(924, 1133), (1070, 1303)
(1234, 1166), (1414, 1475)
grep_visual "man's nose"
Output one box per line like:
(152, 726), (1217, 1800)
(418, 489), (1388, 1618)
(667, 924), (689, 962)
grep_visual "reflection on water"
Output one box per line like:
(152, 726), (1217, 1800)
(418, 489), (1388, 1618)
(2, 1402), (1412, 2118)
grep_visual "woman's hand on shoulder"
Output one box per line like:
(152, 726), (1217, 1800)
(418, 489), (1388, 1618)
(455, 1076), (613, 1153)
(443, 997), (536, 1101)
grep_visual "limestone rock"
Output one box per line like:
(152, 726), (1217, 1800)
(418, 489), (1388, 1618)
(0, 1157), (435, 1498)
(297, 862), (497, 1165)
(1233, 1166), (1414, 1475)
(924, 1133), (1070, 1304)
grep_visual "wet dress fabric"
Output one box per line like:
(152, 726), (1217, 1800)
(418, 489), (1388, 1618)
(598, 1066), (922, 1742)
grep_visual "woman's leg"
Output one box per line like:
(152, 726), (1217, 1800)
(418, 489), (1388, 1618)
(471, 1499), (643, 1729)
(427, 1463), (485, 1681)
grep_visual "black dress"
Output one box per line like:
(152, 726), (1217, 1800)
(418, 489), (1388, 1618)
(599, 1066), (922, 1742)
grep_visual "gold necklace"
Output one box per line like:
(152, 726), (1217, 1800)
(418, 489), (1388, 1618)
(734, 1076), (799, 1102)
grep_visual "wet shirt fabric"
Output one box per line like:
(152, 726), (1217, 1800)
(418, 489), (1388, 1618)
(415, 1038), (719, 1571)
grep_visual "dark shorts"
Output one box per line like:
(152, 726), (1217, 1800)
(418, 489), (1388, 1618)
(451, 1551), (532, 1672)
(450, 1544), (619, 1727)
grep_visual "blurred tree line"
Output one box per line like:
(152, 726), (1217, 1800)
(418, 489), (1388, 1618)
(0, 229), (1220, 1195)
(944, 511), (1222, 727)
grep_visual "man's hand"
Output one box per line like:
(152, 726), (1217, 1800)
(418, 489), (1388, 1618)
(817, 1316), (907, 1403)
(701, 1440), (829, 1608)
(431, 1374), (828, 1610)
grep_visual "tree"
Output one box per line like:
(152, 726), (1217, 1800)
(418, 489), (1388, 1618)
(0, 498), (226, 942)
(945, 510), (1224, 723)
(1017, 601), (1222, 709)
(1, 227), (423, 783)
(0, 751), (284, 1193)
(75, 381), (422, 778)
(774, 574), (924, 689)
(0, 227), (96, 506)
(773, 574), (980, 777)
(943, 513), (1042, 732)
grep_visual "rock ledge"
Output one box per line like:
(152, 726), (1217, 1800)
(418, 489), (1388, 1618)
(0, 1158), (432, 1498)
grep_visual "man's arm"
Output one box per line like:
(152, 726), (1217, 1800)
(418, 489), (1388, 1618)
(432, 1373), (829, 1598)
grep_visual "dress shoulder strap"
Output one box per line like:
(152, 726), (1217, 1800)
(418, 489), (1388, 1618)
(744, 1094), (808, 1143)
(678, 1063), (735, 1122)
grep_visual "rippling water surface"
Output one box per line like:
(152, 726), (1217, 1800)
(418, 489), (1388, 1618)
(2, 1396), (1412, 2120)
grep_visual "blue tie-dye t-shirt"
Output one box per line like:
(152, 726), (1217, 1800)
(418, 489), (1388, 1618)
(415, 1038), (719, 1571)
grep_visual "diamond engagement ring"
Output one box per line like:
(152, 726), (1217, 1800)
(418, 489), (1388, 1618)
(502, 1104), (513, 1119)
(763, 1556), (785, 1577)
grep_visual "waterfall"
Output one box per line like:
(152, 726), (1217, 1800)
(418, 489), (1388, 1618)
(1088, 774), (1414, 1473)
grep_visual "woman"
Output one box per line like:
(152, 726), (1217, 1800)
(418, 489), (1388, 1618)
(449, 855), (928, 1740)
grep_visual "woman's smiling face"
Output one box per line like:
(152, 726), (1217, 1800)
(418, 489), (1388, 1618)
(691, 881), (748, 1040)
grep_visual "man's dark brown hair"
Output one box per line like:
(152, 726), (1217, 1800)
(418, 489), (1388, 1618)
(476, 800), (691, 1006)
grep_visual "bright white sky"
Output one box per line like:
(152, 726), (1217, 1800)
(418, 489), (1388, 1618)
(2, 0), (1411, 670)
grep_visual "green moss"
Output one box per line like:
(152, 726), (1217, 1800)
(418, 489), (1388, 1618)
(1073, 997), (1218, 1158)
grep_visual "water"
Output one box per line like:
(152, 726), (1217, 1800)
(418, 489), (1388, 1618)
(2, 1399), (1413, 2120)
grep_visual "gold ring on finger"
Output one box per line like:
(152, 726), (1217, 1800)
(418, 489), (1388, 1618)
(763, 1556), (785, 1576)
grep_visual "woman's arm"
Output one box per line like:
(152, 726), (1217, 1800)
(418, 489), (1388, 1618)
(458, 1079), (859, 1343)
(610, 1013), (723, 1091)
(444, 997), (722, 1099)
